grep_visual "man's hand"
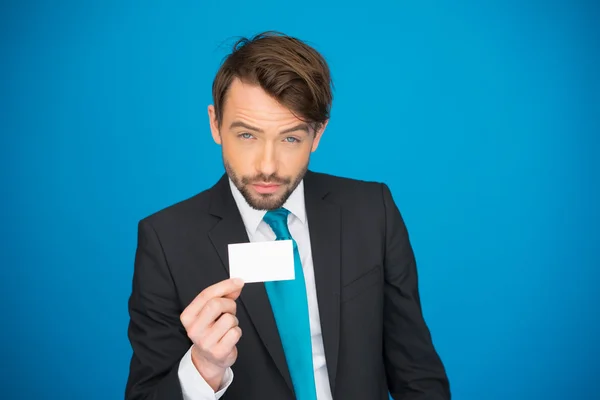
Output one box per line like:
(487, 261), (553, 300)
(180, 278), (245, 391)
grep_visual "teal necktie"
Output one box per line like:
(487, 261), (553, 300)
(263, 208), (317, 400)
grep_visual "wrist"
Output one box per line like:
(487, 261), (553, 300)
(191, 346), (226, 392)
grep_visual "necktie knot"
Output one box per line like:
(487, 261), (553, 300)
(263, 208), (292, 240)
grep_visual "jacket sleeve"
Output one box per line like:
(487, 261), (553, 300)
(380, 183), (451, 400)
(125, 219), (189, 400)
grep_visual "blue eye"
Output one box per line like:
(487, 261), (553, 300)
(239, 133), (254, 139)
(284, 137), (300, 143)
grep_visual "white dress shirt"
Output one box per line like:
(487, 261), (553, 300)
(178, 178), (333, 400)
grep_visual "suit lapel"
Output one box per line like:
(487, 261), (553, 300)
(304, 171), (341, 395)
(207, 175), (294, 393)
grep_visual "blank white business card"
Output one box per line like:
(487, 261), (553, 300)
(228, 240), (295, 283)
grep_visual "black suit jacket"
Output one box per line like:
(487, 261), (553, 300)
(125, 171), (450, 399)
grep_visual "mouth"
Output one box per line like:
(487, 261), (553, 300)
(251, 183), (281, 194)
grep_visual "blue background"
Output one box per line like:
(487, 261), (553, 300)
(1, 1), (598, 399)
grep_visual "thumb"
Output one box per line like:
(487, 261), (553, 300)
(224, 288), (243, 301)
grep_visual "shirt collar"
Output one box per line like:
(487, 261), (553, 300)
(228, 178), (307, 234)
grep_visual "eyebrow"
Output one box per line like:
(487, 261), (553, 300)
(280, 123), (310, 135)
(229, 121), (310, 135)
(229, 121), (263, 132)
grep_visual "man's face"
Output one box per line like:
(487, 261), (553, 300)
(208, 79), (326, 210)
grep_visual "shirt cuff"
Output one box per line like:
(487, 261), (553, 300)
(178, 346), (234, 400)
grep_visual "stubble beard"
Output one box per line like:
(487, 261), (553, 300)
(223, 156), (308, 211)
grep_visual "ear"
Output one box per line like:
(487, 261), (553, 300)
(208, 105), (221, 145)
(310, 120), (328, 152)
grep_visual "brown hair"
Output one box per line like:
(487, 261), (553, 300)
(212, 31), (333, 131)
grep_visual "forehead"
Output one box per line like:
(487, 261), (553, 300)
(222, 79), (302, 128)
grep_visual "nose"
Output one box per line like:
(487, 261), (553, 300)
(257, 141), (277, 177)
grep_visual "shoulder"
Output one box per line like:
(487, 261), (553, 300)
(137, 183), (217, 236)
(306, 170), (393, 204)
(306, 170), (402, 230)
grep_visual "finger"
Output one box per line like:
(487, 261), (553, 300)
(181, 278), (244, 324)
(224, 288), (243, 301)
(202, 312), (239, 349)
(213, 326), (242, 360)
(189, 297), (237, 336)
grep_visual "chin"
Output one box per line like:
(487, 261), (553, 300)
(254, 195), (284, 210)
(244, 190), (286, 211)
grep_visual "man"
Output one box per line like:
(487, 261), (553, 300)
(125, 31), (450, 400)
